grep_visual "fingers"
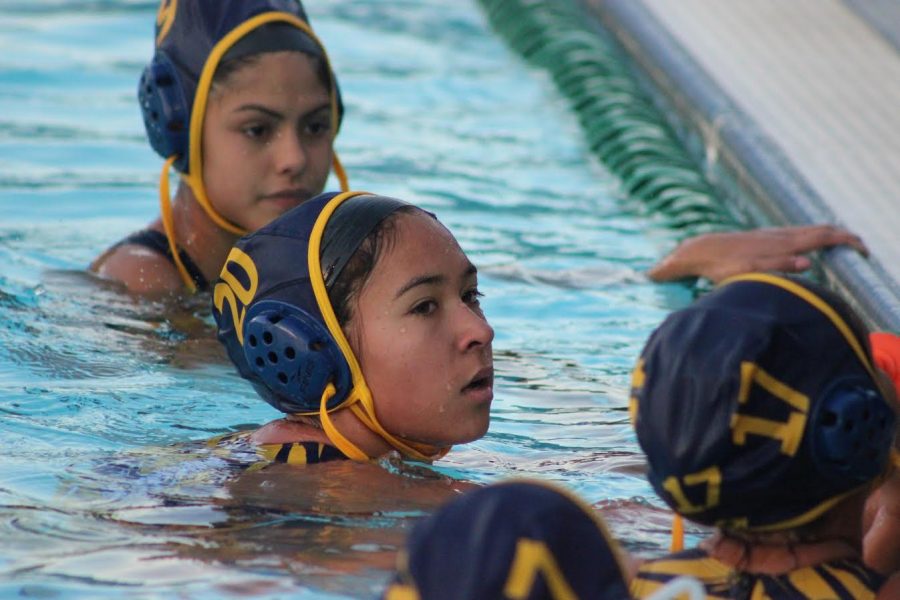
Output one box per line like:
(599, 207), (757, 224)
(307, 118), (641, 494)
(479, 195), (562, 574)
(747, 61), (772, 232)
(779, 225), (869, 257)
(707, 255), (812, 283)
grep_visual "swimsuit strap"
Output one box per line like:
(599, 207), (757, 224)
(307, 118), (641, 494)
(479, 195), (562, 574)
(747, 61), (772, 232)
(118, 229), (209, 292)
(257, 441), (348, 465)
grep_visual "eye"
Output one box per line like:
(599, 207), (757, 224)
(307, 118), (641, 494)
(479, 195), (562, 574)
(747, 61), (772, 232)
(462, 288), (483, 307)
(303, 116), (332, 137)
(242, 122), (270, 140)
(411, 299), (438, 316)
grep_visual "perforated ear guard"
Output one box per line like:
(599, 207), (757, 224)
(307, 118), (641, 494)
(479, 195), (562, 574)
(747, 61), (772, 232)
(242, 300), (352, 414)
(138, 52), (190, 173)
(809, 377), (896, 484)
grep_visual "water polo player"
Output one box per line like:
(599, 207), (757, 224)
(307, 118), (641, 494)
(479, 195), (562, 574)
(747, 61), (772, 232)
(92, 0), (347, 295)
(629, 273), (897, 599)
(213, 191), (494, 464)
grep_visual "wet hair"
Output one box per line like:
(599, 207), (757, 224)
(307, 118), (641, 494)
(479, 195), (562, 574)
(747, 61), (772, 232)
(211, 23), (332, 92)
(327, 205), (420, 326)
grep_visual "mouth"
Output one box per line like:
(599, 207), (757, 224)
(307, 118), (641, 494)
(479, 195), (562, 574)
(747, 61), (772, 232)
(261, 189), (313, 208)
(462, 366), (494, 395)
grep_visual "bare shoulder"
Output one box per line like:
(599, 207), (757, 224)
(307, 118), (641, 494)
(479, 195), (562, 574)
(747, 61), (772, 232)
(250, 419), (331, 445)
(90, 242), (184, 295)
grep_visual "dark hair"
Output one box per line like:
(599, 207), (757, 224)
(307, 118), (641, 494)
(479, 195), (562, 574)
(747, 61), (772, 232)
(212, 50), (331, 91)
(327, 206), (420, 326)
(212, 23), (332, 90)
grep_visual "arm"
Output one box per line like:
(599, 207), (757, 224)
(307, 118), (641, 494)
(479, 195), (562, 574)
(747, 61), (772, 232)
(647, 225), (868, 283)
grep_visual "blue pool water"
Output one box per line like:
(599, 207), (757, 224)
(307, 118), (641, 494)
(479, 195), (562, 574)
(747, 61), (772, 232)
(0, 1), (699, 597)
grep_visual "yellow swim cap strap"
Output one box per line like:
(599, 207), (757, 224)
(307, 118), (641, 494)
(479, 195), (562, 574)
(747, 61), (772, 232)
(332, 152), (349, 192)
(670, 514), (685, 552)
(182, 171), (246, 236)
(349, 403), (450, 462)
(159, 156), (198, 293)
(318, 383), (370, 461)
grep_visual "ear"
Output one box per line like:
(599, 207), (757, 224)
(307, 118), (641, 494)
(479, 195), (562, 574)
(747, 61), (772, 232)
(138, 52), (190, 173)
(242, 300), (352, 413)
(809, 377), (896, 484)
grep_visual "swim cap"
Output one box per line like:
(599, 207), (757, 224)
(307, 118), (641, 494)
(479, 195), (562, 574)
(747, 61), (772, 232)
(213, 190), (445, 462)
(383, 480), (632, 600)
(140, 0), (350, 291)
(631, 273), (895, 531)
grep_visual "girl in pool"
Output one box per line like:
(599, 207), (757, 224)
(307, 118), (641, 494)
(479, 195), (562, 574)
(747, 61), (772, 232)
(91, 0), (347, 295)
(213, 190), (494, 463)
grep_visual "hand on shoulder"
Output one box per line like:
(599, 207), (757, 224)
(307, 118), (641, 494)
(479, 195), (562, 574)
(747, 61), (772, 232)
(647, 225), (868, 283)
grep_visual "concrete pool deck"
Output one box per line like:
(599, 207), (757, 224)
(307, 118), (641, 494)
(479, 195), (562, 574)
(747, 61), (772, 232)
(585, 0), (900, 331)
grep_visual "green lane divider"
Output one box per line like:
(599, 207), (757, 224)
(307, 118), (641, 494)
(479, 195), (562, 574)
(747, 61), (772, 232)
(478, 0), (736, 234)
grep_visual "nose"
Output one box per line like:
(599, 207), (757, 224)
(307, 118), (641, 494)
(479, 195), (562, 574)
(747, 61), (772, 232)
(457, 303), (494, 353)
(272, 129), (307, 178)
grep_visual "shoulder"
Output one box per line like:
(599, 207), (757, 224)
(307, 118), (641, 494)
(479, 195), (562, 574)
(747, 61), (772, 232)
(250, 419), (331, 445)
(90, 238), (184, 295)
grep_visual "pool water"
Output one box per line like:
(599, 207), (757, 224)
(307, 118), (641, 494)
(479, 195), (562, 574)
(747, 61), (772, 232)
(0, 1), (699, 597)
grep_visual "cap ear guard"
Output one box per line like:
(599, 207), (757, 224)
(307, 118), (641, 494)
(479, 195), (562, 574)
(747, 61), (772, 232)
(809, 377), (896, 484)
(242, 300), (352, 414)
(138, 52), (190, 173)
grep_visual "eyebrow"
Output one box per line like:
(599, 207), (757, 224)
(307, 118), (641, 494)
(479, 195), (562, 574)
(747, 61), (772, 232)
(234, 102), (331, 120)
(394, 263), (477, 300)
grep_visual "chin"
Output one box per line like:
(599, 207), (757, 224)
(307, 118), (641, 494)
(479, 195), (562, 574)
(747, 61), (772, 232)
(449, 415), (491, 445)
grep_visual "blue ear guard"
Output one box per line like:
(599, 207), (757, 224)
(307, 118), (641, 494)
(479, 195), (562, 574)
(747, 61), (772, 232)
(138, 53), (190, 173)
(810, 377), (896, 484)
(242, 300), (352, 414)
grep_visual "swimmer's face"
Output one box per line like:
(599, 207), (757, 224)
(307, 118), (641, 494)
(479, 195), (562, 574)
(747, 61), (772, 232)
(346, 212), (494, 447)
(202, 51), (333, 232)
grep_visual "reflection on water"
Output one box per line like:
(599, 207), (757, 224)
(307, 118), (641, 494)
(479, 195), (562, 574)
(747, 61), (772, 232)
(0, 0), (699, 597)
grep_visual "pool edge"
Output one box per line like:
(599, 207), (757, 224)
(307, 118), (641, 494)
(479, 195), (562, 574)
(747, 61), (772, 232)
(582, 0), (900, 332)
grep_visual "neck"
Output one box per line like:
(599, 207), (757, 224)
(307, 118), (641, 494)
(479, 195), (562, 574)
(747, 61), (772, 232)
(151, 180), (241, 286)
(703, 533), (860, 574)
(702, 492), (868, 574)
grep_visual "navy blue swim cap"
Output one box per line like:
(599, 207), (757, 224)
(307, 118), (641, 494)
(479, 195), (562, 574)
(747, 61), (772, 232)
(213, 191), (447, 462)
(383, 480), (632, 600)
(632, 273), (895, 531)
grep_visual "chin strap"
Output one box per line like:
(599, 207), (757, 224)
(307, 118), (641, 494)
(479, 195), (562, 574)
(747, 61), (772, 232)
(159, 156), (199, 293)
(671, 514), (685, 552)
(317, 383), (449, 463)
(332, 153), (349, 193)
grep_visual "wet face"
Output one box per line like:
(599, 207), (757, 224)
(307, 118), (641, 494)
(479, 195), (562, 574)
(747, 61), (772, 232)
(346, 212), (494, 447)
(202, 51), (334, 232)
